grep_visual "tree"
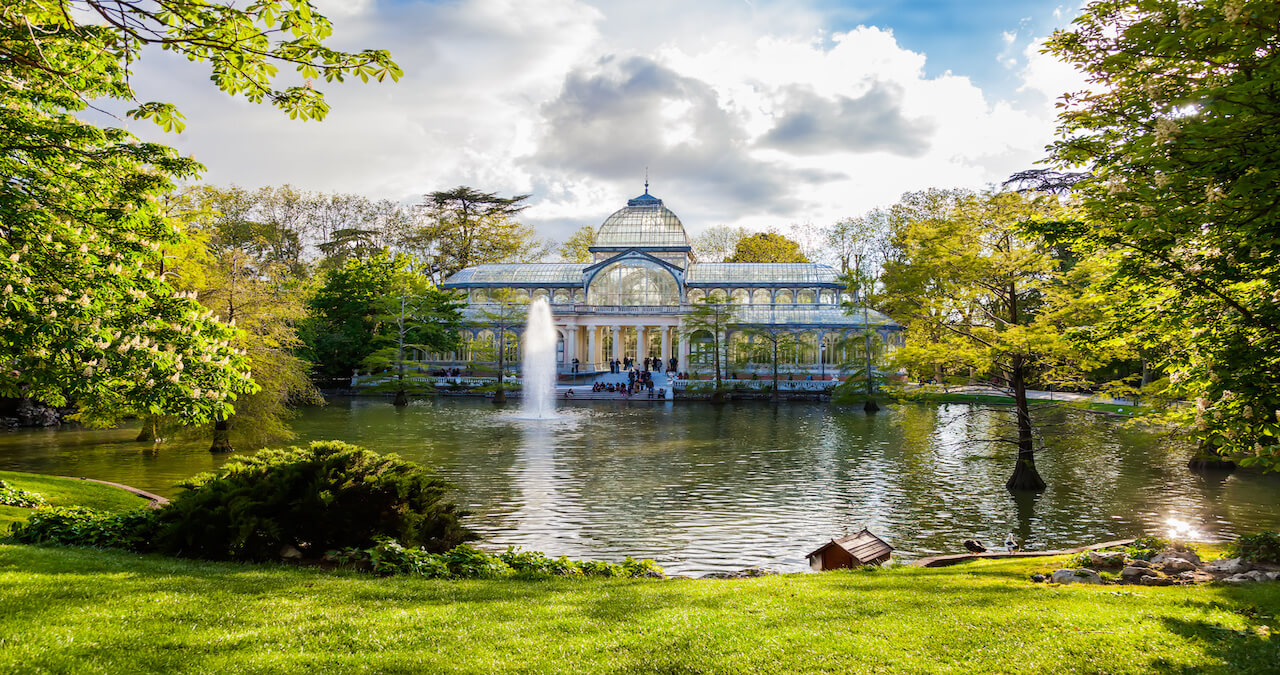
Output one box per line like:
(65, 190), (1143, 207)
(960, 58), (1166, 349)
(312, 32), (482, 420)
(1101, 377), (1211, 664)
(681, 300), (738, 398)
(410, 187), (537, 283)
(557, 225), (597, 263)
(299, 254), (405, 382)
(169, 186), (322, 452)
(827, 212), (890, 276)
(880, 189), (1083, 492)
(362, 273), (464, 407)
(1037, 0), (1280, 469)
(691, 225), (752, 262)
(727, 232), (809, 263)
(0, 2), (398, 425)
(738, 326), (798, 402)
(468, 289), (527, 404)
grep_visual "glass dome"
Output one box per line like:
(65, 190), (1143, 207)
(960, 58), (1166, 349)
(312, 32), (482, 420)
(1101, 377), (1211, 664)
(594, 190), (691, 249)
(588, 260), (680, 306)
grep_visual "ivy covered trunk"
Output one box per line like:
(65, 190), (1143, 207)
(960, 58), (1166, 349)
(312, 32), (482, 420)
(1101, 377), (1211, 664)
(1005, 357), (1045, 492)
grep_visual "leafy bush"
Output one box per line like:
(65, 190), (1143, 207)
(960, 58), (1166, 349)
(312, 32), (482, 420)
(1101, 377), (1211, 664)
(8, 506), (157, 551)
(154, 441), (474, 561)
(0, 479), (45, 508)
(1229, 531), (1280, 563)
(1066, 552), (1093, 568)
(1123, 535), (1170, 561)
(333, 541), (664, 580)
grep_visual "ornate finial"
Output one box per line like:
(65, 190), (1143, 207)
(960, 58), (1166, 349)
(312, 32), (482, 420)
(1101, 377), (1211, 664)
(644, 167), (649, 194)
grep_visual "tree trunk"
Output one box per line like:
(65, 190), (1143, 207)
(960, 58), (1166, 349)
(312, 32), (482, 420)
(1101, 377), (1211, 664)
(771, 340), (779, 402)
(1005, 357), (1045, 492)
(209, 415), (233, 453)
(135, 416), (157, 442)
(393, 389), (409, 407)
(1187, 439), (1236, 472)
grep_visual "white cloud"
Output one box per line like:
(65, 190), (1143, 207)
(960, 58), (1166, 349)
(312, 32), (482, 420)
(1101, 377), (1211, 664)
(108, 0), (1074, 243)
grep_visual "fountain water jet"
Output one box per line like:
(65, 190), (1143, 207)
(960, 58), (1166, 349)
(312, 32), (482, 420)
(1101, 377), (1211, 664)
(520, 298), (558, 419)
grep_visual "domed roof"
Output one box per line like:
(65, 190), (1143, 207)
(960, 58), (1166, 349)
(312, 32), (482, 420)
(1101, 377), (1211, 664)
(595, 188), (691, 249)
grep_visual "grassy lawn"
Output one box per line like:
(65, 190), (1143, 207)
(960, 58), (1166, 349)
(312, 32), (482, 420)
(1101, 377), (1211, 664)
(0, 470), (153, 533)
(888, 390), (1139, 415)
(0, 544), (1275, 674)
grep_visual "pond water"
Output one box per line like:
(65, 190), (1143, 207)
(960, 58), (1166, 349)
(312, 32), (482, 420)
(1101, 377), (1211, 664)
(3, 397), (1278, 575)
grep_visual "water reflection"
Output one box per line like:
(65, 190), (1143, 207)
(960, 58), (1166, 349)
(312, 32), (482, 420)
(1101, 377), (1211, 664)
(2, 397), (1279, 575)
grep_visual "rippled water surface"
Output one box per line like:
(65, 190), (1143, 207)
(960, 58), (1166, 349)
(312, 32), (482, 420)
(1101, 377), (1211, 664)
(3, 397), (1279, 575)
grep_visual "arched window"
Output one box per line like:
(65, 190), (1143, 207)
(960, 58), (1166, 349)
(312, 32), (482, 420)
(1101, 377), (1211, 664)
(797, 290), (815, 304)
(819, 290), (835, 305)
(731, 288), (750, 304)
(514, 289), (530, 302)
(687, 289), (705, 303)
(709, 288), (727, 303)
(775, 289), (794, 304)
(532, 289), (549, 302)
(588, 259), (680, 306)
(471, 289), (488, 303)
(552, 290), (570, 304)
(752, 289), (771, 304)
(573, 289), (586, 303)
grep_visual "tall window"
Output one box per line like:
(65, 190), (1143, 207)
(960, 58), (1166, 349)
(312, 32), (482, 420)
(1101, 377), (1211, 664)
(588, 260), (680, 306)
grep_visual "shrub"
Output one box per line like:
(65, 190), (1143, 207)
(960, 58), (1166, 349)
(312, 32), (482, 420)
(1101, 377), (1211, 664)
(0, 479), (45, 508)
(333, 542), (664, 580)
(8, 506), (157, 551)
(154, 440), (474, 561)
(1229, 531), (1280, 563)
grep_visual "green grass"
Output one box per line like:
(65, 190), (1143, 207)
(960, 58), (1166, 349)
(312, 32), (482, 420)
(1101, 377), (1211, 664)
(0, 470), (152, 532)
(0, 545), (1275, 673)
(889, 390), (1140, 414)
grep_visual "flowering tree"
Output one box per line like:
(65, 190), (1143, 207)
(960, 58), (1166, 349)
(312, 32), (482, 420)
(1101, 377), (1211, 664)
(0, 2), (399, 425)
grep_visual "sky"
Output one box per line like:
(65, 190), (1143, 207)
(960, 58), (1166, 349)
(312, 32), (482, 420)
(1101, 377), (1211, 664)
(105, 0), (1089, 244)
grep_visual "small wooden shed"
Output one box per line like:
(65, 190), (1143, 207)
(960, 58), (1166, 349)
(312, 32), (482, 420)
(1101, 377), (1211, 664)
(807, 530), (894, 571)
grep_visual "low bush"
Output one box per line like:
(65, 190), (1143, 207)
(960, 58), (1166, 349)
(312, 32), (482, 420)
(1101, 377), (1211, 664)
(334, 541), (664, 579)
(154, 440), (474, 561)
(1229, 531), (1280, 563)
(8, 506), (157, 551)
(0, 479), (45, 508)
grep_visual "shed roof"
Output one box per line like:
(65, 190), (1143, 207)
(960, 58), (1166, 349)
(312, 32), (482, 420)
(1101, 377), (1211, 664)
(806, 529), (893, 563)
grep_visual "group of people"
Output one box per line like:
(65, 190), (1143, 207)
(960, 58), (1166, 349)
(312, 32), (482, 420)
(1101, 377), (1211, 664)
(607, 356), (678, 374)
(434, 367), (466, 377)
(591, 372), (664, 398)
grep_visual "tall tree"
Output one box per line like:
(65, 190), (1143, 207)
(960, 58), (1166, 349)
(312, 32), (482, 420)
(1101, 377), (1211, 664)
(168, 187), (322, 451)
(691, 225), (752, 263)
(0, 1), (398, 424)
(739, 326), (798, 402)
(881, 189), (1082, 492)
(557, 225), (597, 263)
(1037, 0), (1280, 469)
(362, 273), (463, 407)
(681, 299), (739, 399)
(468, 289), (526, 404)
(412, 187), (536, 283)
(727, 232), (810, 263)
(299, 254), (405, 382)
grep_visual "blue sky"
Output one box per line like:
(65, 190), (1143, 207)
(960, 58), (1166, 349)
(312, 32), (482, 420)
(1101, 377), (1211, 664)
(123, 0), (1087, 243)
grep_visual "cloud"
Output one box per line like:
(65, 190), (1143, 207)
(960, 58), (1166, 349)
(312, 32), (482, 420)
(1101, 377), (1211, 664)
(526, 55), (829, 216)
(93, 0), (1076, 243)
(758, 83), (933, 157)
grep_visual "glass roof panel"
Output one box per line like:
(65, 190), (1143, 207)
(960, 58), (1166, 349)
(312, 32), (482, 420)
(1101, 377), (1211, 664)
(442, 264), (585, 286)
(686, 263), (840, 285)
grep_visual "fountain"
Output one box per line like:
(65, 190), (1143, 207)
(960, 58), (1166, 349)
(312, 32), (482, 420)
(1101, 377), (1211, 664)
(520, 298), (558, 419)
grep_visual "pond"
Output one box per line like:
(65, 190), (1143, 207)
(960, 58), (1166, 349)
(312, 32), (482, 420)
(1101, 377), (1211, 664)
(3, 397), (1278, 576)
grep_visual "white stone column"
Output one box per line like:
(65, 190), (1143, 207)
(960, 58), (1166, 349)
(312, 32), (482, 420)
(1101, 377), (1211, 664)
(611, 325), (621, 361)
(678, 331), (689, 372)
(587, 327), (597, 371)
(566, 328), (578, 369)
(660, 326), (670, 363)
